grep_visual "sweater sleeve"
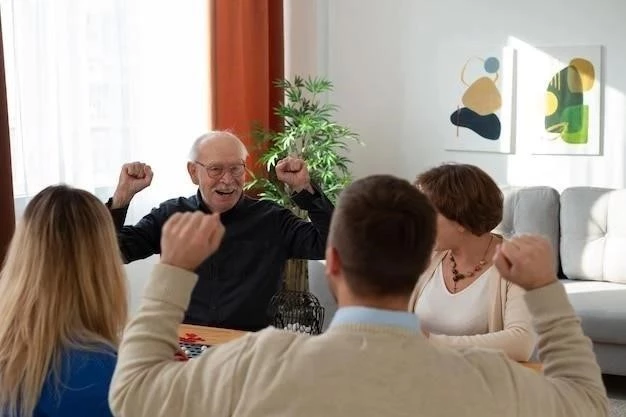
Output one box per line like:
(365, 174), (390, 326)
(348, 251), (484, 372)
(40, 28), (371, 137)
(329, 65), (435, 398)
(109, 264), (250, 417)
(279, 183), (334, 260)
(428, 282), (536, 361)
(105, 198), (165, 263)
(466, 281), (608, 417)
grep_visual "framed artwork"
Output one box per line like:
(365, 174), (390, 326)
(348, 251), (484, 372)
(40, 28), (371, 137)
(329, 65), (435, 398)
(445, 47), (516, 153)
(520, 45), (603, 155)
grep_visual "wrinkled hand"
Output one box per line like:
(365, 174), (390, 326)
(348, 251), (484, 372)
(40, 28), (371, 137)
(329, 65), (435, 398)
(160, 212), (225, 271)
(276, 157), (313, 193)
(112, 162), (153, 208)
(493, 235), (557, 291)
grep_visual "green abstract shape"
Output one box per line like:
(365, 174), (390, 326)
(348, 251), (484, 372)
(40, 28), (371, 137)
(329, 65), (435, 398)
(561, 104), (589, 144)
(545, 65), (589, 144)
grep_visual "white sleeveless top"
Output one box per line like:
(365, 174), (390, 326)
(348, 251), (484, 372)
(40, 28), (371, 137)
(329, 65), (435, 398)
(415, 262), (494, 336)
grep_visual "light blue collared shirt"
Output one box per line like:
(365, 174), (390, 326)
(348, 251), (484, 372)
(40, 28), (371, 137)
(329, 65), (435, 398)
(328, 306), (420, 333)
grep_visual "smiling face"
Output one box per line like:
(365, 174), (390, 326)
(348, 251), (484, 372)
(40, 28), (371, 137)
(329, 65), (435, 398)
(187, 134), (248, 213)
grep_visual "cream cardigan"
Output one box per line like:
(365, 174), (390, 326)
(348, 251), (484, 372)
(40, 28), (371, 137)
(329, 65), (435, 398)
(409, 251), (536, 361)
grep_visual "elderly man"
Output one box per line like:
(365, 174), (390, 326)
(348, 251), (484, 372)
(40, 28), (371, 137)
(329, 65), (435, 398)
(110, 175), (608, 417)
(107, 131), (333, 331)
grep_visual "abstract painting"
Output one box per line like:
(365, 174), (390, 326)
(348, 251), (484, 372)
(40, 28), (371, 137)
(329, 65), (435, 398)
(446, 47), (516, 153)
(526, 45), (602, 155)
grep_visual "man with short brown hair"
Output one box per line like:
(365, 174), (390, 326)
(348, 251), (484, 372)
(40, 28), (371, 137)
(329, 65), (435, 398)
(327, 174), (436, 299)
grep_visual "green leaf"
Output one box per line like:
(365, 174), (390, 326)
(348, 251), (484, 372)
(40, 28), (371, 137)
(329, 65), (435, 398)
(245, 74), (363, 207)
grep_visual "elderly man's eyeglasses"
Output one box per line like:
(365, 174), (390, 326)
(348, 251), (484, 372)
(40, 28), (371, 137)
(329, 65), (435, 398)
(195, 161), (246, 179)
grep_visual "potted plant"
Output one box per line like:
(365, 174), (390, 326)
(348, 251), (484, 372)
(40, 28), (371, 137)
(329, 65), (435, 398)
(245, 75), (361, 291)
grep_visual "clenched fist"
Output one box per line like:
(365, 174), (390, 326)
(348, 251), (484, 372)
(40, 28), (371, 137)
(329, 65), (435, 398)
(493, 235), (557, 291)
(160, 212), (225, 271)
(112, 162), (153, 208)
(276, 157), (313, 193)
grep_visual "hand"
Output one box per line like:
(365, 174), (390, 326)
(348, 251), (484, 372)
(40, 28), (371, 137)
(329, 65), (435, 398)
(493, 235), (557, 291)
(174, 347), (189, 362)
(112, 162), (153, 208)
(276, 156), (313, 193)
(160, 212), (225, 271)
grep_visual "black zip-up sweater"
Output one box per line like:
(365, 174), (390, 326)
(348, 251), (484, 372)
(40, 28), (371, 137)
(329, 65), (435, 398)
(107, 186), (333, 331)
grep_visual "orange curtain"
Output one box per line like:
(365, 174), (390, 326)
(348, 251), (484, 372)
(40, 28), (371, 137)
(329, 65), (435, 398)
(211, 0), (284, 172)
(0, 15), (15, 264)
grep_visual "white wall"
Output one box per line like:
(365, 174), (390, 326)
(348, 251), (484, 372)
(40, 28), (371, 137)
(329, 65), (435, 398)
(125, 255), (159, 313)
(288, 0), (626, 191)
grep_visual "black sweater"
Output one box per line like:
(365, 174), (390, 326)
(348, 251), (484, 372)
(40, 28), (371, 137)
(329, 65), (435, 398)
(108, 186), (333, 331)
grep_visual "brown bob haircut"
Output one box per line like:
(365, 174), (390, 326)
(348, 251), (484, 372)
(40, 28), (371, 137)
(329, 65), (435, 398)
(415, 163), (503, 236)
(329, 175), (437, 297)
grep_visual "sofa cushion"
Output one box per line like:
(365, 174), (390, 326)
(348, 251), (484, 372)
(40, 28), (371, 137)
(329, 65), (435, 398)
(562, 279), (626, 344)
(560, 187), (626, 283)
(496, 186), (560, 272)
(308, 260), (336, 331)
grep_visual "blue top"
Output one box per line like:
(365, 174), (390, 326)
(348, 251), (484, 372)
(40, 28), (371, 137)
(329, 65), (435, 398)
(31, 348), (116, 417)
(328, 306), (420, 333)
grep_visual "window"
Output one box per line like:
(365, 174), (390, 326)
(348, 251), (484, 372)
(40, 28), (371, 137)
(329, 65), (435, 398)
(1, 0), (209, 219)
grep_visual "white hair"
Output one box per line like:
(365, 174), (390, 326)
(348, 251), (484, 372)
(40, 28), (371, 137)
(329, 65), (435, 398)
(188, 130), (249, 161)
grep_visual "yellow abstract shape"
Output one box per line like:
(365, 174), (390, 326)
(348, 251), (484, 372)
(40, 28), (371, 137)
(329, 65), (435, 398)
(566, 66), (582, 93)
(462, 77), (502, 116)
(545, 91), (558, 116)
(568, 58), (595, 92)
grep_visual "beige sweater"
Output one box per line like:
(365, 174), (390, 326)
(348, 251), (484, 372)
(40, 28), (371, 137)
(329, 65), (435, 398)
(409, 250), (536, 361)
(110, 264), (608, 417)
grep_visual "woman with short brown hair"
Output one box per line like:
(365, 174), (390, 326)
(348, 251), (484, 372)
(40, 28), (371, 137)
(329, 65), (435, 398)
(409, 163), (535, 361)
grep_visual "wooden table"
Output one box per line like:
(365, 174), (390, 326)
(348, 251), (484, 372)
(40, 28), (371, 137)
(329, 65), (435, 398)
(178, 324), (542, 372)
(178, 324), (246, 345)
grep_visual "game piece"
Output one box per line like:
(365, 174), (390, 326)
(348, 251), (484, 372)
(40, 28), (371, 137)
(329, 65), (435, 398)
(178, 341), (212, 359)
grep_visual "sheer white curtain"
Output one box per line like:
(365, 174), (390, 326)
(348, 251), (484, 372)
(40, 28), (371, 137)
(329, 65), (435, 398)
(1, 0), (209, 223)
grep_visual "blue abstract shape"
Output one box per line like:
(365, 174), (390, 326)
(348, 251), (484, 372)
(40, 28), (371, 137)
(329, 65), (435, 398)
(484, 57), (500, 74)
(450, 107), (501, 140)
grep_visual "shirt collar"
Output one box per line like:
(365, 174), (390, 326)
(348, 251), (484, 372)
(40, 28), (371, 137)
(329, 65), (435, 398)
(195, 189), (245, 215)
(329, 306), (420, 332)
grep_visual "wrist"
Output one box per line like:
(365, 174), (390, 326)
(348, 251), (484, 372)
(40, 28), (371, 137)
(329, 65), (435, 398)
(159, 257), (197, 272)
(112, 191), (133, 209)
(291, 183), (314, 194)
(523, 276), (559, 291)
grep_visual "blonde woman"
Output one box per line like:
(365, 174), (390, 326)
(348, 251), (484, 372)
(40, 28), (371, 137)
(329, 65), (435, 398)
(0, 185), (128, 417)
(409, 163), (535, 362)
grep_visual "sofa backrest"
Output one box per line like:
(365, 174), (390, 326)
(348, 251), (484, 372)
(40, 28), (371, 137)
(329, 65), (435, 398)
(496, 186), (561, 272)
(560, 187), (626, 284)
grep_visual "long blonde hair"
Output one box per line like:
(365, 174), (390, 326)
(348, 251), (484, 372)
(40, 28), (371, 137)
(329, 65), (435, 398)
(0, 185), (128, 417)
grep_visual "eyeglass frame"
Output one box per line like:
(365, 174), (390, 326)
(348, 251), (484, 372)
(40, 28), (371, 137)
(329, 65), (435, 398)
(194, 160), (246, 179)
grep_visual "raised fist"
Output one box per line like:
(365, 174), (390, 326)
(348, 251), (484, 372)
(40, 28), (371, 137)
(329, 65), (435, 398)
(160, 212), (225, 272)
(276, 157), (312, 193)
(493, 235), (557, 291)
(112, 162), (153, 208)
